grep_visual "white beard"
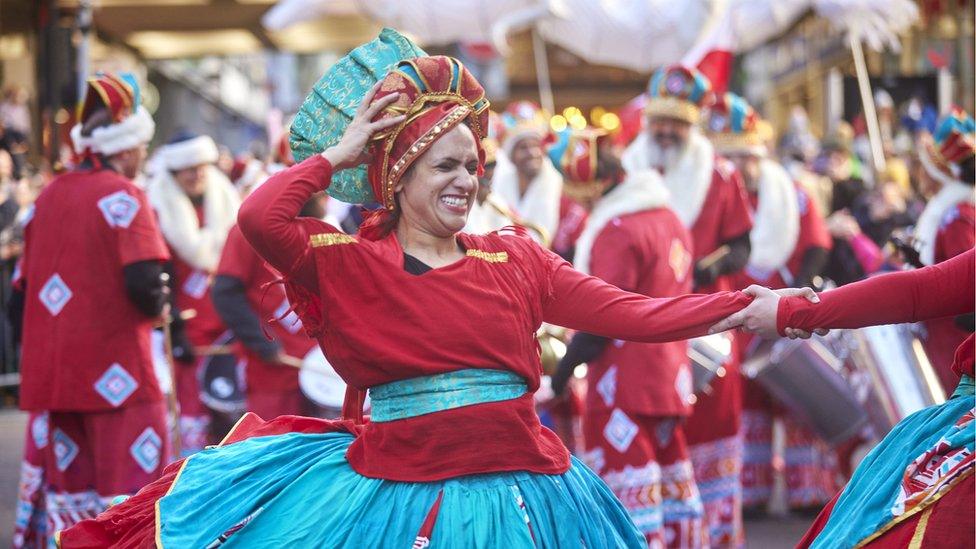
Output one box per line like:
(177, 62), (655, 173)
(622, 129), (715, 227)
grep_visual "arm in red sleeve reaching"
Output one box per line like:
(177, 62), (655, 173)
(542, 251), (753, 343)
(710, 249), (976, 337)
(778, 248), (975, 333)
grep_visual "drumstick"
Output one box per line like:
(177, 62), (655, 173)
(194, 345), (236, 356)
(696, 244), (731, 271)
(280, 357), (333, 375)
(160, 304), (183, 458)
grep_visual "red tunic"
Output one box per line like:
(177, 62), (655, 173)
(215, 225), (316, 392)
(923, 201), (975, 390)
(586, 209), (695, 417)
(778, 249), (975, 378)
(732, 187), (832, 290)
(236, 154), (753, 482)
(169, 205), (226, 346)
(688, 157), (754, 294)
(19, 169), (169, 412)
(684, 156), (754, 444)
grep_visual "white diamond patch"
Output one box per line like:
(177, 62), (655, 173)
(130, 427), (162, 473)
(182, 270), (209, 299)
(97, 191), (140, 229)
(52, 429), (79, 472)
(39, 274), (73, 316)
(604, 408), (639, 453)
(596, 365), (618, 407)
(93, 363), (138, 407)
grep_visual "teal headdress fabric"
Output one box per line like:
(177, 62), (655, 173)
(290, 28), (427, 204)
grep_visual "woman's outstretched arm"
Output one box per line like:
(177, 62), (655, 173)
(542, 253), (759, 343)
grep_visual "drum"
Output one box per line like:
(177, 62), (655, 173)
(741, 332), (868, 446)
(687, 333), (733, 395)
(299, 347), (368, 413)
(198, 334), (246, 415)
(847, 323), (946, 433)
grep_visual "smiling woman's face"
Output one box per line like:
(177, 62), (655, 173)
(394, 123), (480, 237)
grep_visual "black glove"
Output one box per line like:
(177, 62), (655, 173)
(693, 262), (721, 289)
(550, 359), (574, 398)
(169, 326), (196, 365)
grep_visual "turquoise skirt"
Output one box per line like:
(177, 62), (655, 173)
(157, 431), (645, 547)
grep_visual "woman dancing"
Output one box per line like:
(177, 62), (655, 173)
(710, 248), (974, 548)
(58, 45), (774, 547)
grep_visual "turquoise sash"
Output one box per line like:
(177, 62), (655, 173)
(369, 369), (527, 422)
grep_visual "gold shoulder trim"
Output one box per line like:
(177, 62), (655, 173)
(310, 233), (356, 247)
(466, 249), (508, 263)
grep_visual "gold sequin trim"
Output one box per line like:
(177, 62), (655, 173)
(310, 233), (357, 247)
(466, 249), (508, 263)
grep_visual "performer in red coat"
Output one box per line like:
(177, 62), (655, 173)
(60, 47), (769, 547)
(622, 65), (753, 547)
(148, 131), (241, 454)
(706, 94), (838, 514)
(710, 249), (974, 549)
(915, 109), (975, 393)
(493, 100), (588, 258)
(552, 129), (707, 547)
(14, 73), (169, 542)
(213, 199), (323, 418)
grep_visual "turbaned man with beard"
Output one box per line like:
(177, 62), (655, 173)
(622, 65), (753, 548)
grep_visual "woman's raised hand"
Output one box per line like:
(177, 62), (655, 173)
(322, 82), (407, 171)
(708, 285), (824, 339)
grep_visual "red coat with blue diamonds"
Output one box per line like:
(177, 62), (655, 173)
(19, 168), (169, 411)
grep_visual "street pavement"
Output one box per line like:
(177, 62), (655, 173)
(0, 409), (813, 547)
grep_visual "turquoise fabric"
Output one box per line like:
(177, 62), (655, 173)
(157, 432), (644, 548)
(289, 28), (427, 204)
(369, 369), (527, 422)
(812, 376), (975, 548)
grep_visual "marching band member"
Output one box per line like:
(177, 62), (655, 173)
(492, 100), (587, 257)
(914, 109), (975, 392)
(60, 38), (765, 546)
(14, 73), (169, 540)
(710, 249), (975, 549)
(623, 65), (753, 547)
(705, 94), (837, 514)
(148, 131), (241, 455)
(212, 195), (325, 419)
(551, 129), (707, 547)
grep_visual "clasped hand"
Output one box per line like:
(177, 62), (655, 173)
(708, 285), (828, 339)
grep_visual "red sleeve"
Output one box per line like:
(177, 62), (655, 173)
(117, 186), (170, 267)
(718, 165), (754, 242)
(777, 249), (976, 334)
(938, 215), (975, 261)
(588, 223), (640, 292)
(237, 154), (339, 289)
(542, 246), (752, 342)
(216, 225), (255, 282)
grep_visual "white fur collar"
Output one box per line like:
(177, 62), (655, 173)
(622, 129), (715, 227)
(915, 180), (975, 266)
(491, 152), (564, 243)
(573, 169), (671, 275)
(147, 165), (241, 271)
(748, 159), (800, 272)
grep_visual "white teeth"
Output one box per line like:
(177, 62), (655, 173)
(440, 196), (468, 208)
